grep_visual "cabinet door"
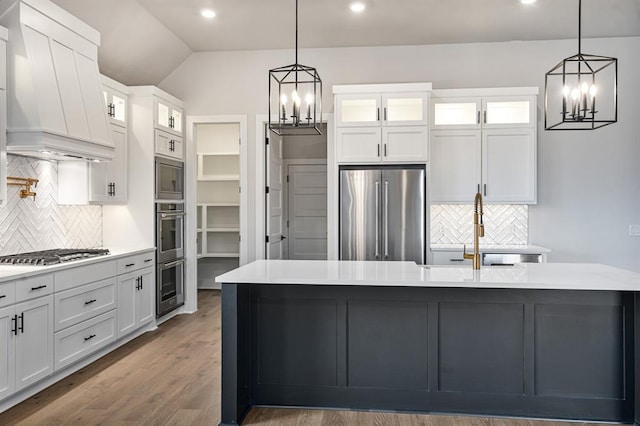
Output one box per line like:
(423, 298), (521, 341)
(336, 127), (382, 163)
(382, 126), (428, 163)
(136, 268), (155, 326)
(156, 98), (171, 131)
(90, 124), (127, 203)
(482, 128), (536, 203)
(482, 96), (535, 128)
(382, 92), (428, 126)
(431, 97), (481, 129)
(103, 87), (127, 126)
(14, 296), (54, 391)
(170, 107), (183, 134)
(335, 94), (381, 127)
(155, 130), (183, 160)
(117, 274), (137, 337)
(0, 305), (15, 400)
(430, 130), (481, 203)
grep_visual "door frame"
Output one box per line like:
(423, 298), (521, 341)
(185, 115), (248, 310)
(283, 159), (328, 259)
(255, 114), (334, 260)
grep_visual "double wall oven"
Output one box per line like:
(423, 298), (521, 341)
(156, 157), (185, 317)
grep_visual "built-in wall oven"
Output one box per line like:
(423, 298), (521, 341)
(156, 203), (185, 263)
(156, 202), (185, 317)
(155, 157), (184, 200)
(157, 258), (185, 317)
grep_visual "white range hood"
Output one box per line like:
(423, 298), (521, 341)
(0, 0), (114, 161)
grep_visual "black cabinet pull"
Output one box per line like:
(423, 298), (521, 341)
(108, 103), (115, 117)
(0, 294), (6, 299)
(31, 285), (47, 291)
(18, 313), (24, 333)
(84, 334), (96, 342)
(144, 258), (153, 263)
(125, 263), (135, 267)
(450, 258), (465, 262)
(139, 276), (143, 290)
(135, 276), (141, 290)
(112, 182), (116, 196)
(11, 315), (17, 335)
(85, 299), (97, 306)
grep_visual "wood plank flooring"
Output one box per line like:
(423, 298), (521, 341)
(0, 290), (616, 426)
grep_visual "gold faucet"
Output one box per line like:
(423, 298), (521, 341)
(7, 176), (39, 200)
(463, 191), (484, 269)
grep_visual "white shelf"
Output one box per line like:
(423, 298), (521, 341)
(198, 175), (240, 181)
(198, 203), (240, 207)
(203, 253), (240, 258)
(198, 151), (239, 156)
(206, 228), (240, 233)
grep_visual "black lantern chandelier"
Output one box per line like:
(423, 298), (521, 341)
(544, 0), (617, 130)
(268, 0), (322, 136)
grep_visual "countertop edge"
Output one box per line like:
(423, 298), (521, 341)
(430, 244), (551, 253)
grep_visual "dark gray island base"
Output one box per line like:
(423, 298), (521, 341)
(220, 282), (640, 425)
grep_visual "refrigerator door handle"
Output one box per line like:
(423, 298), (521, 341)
(375, 181), (380, 259)
(384, 180), (389, 258)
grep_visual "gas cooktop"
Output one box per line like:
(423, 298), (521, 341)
(0, 248), (110, 266)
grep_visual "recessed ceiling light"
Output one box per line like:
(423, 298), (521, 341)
(200, 9), (216, 19)
(349, 2), (366, 13)
(520, 0), (536, 4)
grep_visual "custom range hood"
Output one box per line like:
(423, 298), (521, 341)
(0, 0), (114, 161)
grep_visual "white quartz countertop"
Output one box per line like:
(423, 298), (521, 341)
(0, 247), (155, 283)
(215, 260), (640, 292)
(431, 244), (551, 253)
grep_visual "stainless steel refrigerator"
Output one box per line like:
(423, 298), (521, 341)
(339, 165), (426, 264)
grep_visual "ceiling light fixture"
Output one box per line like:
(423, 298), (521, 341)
(268, 0), (323, 136)
(520, 0), (536, 5)
(544, 0), (617, 130)
(200, 9), (216, 19)
(350, 2), (366, 13)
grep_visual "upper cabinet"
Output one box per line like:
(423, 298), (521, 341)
(334, 83), (431, 164)
(429, 88), (538, 204)
(156, 97), (183, 136)
(102, 75), (127, 127)
(0, 0), (114, 161)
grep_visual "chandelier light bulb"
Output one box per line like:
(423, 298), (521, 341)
(305, 93), (314, 105)
(280, 94), (287, 105)
(571, 88), (580, 100)
(292, 90), (301, 106)
(562, 86), (571, 98)
(581, 81), (589, 94)
(589, 85), (597, 97)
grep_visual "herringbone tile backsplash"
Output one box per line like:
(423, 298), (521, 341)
(431, 204), (528, 245)
(0, 155), (102, 255)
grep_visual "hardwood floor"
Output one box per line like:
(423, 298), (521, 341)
(0, 291), (615, 426)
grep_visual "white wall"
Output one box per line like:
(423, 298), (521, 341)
(160, 37), (640, 272)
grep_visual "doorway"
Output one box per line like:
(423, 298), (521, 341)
(265, 125), (328, 260)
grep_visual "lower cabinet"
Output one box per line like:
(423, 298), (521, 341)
(0, 296), (55, 396)
(54, 311), (117, 370)
(117, 267), (154, 338)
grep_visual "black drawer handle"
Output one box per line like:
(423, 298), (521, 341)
(125, 263), (135, 267)
(450, 258), (465, 262)
(85, 299), (97, 306)
(18, 313), (24, 333)
(0, 294), (6, 299)
(31, 285), (47, 291)
(84, 334), (96, 342)
(144, 259), (153, 263)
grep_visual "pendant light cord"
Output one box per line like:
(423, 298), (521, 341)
(577, 0), (582, 54)
(295, 0), (298, 65)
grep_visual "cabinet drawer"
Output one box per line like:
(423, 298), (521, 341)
(15, 274), (53, 302)
(54, 278), (117, 332)
(0, 280), (15, 308)
(54, 260), (117, 292)
(54, 310), (117, 370)
(431, 251), (471, 265)
(117, 252), (155, 275)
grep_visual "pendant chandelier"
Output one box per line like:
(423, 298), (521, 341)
(268, 0), (323, 136)
(544, 0), (617, 130)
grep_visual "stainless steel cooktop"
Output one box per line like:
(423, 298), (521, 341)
(0, 248), (110, 266)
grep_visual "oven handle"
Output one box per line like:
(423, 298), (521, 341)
(159, 212), (186, 218)
(161, 259), (185, 268)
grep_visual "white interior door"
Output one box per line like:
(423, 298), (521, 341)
(287, 164), (328, 260)
(266, 130), (284, 259)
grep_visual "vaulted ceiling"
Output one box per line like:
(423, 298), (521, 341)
(51, 0), (640, 86)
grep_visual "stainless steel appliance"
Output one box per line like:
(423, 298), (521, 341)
(155, 157), (184, 200)
(0, 248), (110, 265)
(340, 165), (426, 264)
(156, 203), (185, 263)
(157, 258), (185, 317)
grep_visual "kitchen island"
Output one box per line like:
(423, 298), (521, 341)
(216, 260), (640, 425)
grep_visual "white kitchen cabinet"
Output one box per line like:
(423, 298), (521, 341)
(334, 84), (431, 164)
(54, 310), (116, 370)
(0, 26), (7, 205)
(90, 124), (128, 203)
(102, 74), (127, 127)
(0, 304), (15, 401)
(155, 129), (183, 161)
(117, 267), (154, 338)
(14, 295), (54, 392)
(156, 97), (183, 136)
(429, 88), (538, 204)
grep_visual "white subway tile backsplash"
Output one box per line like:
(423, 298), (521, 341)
(431, 204), (528, 245)
(0, 155), (102, 255)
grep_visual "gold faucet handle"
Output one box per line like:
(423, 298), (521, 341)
(479, 224), (485, 238)
(462, 244), (474, 260)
